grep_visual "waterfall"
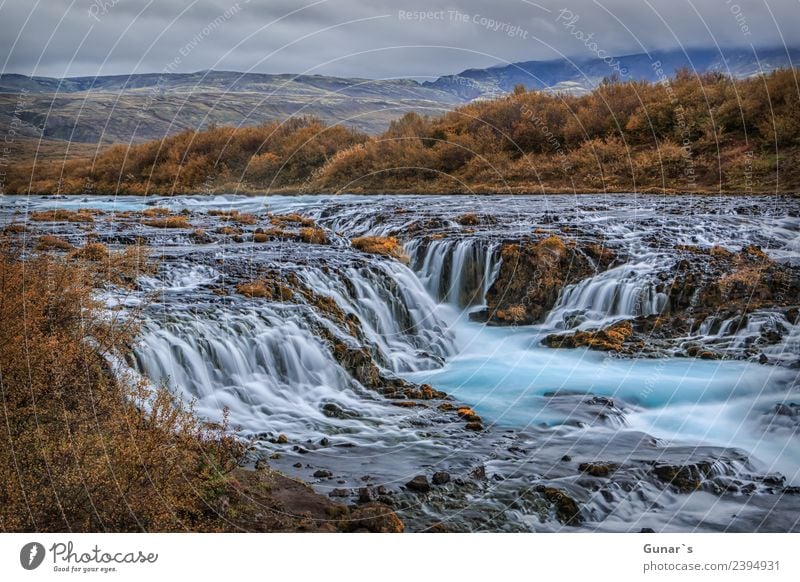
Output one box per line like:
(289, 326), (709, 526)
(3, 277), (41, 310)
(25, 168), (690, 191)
(294, 258), (457, 371)
(406, 238), (501, 308)
(544, 263), (669, 329)
(132, 306), (388, 438)
(130, 251), (459, 435)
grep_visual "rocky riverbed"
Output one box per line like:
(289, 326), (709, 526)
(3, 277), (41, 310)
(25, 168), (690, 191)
(3, 193), (799, 532)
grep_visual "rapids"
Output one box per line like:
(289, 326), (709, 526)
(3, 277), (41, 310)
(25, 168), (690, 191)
(3, 193), (799, 532)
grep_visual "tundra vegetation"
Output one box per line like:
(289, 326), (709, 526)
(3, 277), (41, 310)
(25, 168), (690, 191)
(4, 69), (799, 195)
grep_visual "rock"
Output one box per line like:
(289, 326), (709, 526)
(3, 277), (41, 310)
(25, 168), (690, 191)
(652, 462), (712, 493)
(358, 487), (376, 504)
(465, 421), (483, 431)
(561, 455), (572, 462)
(293, 462), (303, 468)
(276, 433), (289, 444)
(329, 488), (350, 497)
(313, 469), (333, 478)
(640, 527), (656, 533)
(432, 471), (451, 485)
(578, 462), (619, 477)
(485, 236), (614, 325)
(536, 486), (582, 526)
(405, 475), (431, 494)
(544, 320), (635, 352)
(345, 503), (404, 533)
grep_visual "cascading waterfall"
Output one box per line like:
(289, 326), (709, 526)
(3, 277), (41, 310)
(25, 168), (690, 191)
(544, 263), (669, 329)
(295, 258), (457, 371)
(406, 237), (501, 308)
(5, 193), (800, 532)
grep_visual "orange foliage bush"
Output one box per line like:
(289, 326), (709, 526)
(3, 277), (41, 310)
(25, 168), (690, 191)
(0, 244), (246, 531)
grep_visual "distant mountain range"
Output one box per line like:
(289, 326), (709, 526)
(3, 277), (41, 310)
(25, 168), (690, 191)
(1, 46), (797, 147)
(425, 46), (800, 99)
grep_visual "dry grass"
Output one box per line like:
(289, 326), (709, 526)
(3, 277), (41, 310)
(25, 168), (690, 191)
(299, 227), (328, 245)
(3, 223), (26, 234)
(29, 209), (95, 223)
(270, 213), (315, 227)
(142, 216), (191, 229)
(0, 244), (246, 532)
(208, 210), (258, 225)
(142, 207), (171, 217)
(36, 234), (74, 251)
(236, 275), (295, 301)
(350, 235), (407, 260)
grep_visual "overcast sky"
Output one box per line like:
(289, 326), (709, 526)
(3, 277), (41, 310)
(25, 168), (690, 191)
(1, 0), (797, 79)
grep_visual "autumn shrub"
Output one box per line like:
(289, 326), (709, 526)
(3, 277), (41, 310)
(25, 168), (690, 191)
(29, 209), (95, 223)
(351, 236), (407, 261)
(142, 216), (191, 228)
(0, 245), (246, 532)
(299, 227), (328, 245)
(36, 234), (74, 251)
(142, 207), (171, 217)
(270, 213), (315, 227)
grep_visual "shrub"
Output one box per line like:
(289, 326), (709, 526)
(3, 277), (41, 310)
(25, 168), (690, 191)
(36, 234), (74, 251)
(142, 207), (171, 217)
(351, 236), (407, 261)
(270, 213), (315, 227)
(299, 227), (328, 245)
(143, 216), (191, 228)
(0, 245), (246, 532)
(29, 209), (95, 223)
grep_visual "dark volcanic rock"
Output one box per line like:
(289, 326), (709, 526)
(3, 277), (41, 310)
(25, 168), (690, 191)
(536, 485), (583, 526)
(432, 471), (451, 485)
(405, 475), (431, 493)
(485, 236), (615, 325)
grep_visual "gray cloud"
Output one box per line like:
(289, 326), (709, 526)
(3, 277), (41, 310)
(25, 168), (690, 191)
(1, 0), (797, 79)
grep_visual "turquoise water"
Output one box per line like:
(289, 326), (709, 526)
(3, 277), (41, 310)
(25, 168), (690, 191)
(408, 314), (800, 483)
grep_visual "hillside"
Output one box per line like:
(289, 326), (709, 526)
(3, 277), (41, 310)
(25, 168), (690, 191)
(2, 46), (796, 150)
(5, 68), (799, 196)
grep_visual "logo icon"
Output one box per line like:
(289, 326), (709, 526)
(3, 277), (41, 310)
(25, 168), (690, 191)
(20, 542), (46, 570)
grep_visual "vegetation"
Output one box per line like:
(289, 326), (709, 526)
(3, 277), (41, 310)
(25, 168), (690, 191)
(5, 69), (800, 194)
(350, 236), (407, 260)
(142, 216), (191, 229)
(0, 243), (248, 531)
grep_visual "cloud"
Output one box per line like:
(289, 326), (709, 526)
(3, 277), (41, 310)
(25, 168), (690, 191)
(0, 0), (797, 79)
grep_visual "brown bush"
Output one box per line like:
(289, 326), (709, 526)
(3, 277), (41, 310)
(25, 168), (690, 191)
(299, 227), (328, 245)
(36, 235), (74, 251)
(29, 209), (95, 223)
(209, 210), (258, 224)
(351, 236), (407, 261)
(142, 207), (171, 217)
(0, 245), (246, 532)
(236, 276), (295, 301)
(143, 216), (191, 228)
(3, 223), (26, 234)
(270, 213), (315, 227)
